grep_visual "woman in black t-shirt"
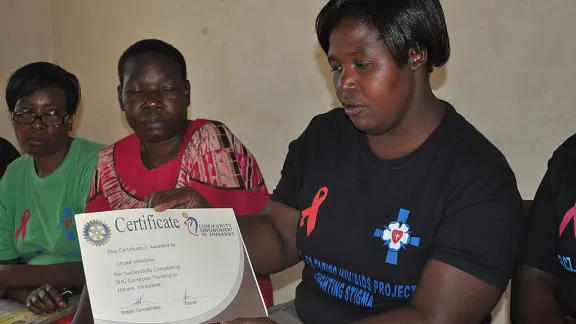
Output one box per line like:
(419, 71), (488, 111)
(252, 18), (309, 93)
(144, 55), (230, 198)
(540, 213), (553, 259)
(0, 137), (20, 179)
(512, 136), (576, 324)
(224, 0), (524, 323)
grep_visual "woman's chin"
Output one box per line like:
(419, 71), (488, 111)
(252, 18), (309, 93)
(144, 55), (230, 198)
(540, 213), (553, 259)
(349, 117), (374, 134)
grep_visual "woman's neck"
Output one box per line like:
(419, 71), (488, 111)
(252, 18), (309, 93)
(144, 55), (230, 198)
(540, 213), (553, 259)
(368, 88), (445, 160)
(140, 130), (186, 170)
(34, 137), (73, 178)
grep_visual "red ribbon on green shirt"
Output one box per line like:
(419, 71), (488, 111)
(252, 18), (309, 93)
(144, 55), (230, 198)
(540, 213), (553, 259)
(15, 209), (31, 242)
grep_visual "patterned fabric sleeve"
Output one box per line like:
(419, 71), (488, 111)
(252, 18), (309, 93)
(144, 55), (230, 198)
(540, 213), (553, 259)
(180, 121), (269, 215)
(179, 121), (274, 307)
(85, 146), (114, 213)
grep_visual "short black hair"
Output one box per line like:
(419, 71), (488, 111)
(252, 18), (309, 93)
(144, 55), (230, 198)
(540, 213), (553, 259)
(117, 39), (187, 85)
(316, 0), (450, 72)
(5, 62), (81, 114)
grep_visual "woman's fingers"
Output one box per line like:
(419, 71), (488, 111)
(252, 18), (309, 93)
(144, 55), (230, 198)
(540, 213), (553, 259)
(28, 293), (50, 314)
(27, 284), (66, 314)
(27, 303), (42, 315)
(45, 285), (66, 308)
(147, 187), (211, 212)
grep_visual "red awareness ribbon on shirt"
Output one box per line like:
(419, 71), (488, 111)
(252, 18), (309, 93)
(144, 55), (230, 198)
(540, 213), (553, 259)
(300, 187), (328, 237)
(559, 204), (576, 238)
(15, 209), (31, 242)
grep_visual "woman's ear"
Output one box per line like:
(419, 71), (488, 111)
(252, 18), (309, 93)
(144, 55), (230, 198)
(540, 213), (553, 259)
(117, 85), (125, 111)
(408, 44), (428, 72)
(66, 116), (73, 131)
(184, 80), (191, 107)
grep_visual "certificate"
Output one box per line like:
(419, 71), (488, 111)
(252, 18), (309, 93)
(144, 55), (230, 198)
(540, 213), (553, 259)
(75, 208), (268, 323)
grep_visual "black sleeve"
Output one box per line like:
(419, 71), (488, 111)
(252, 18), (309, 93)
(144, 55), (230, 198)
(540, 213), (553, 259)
(0, 138), (20, 179)
(270, 117), (319, 211)
(430, 155), (524, 291)
(517, 155), (565, 278)
(270, 139), (303, 210)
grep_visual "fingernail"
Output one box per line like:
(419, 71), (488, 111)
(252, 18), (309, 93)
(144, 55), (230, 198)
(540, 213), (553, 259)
(59, 302), (65, 307)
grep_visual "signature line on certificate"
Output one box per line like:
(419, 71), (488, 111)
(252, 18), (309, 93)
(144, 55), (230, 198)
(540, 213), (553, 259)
(121, 294), (160, 309)
(176, 289), (212, 304)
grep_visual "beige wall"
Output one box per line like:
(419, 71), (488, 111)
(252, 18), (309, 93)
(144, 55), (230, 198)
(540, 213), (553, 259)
(0, 0), (52, 146)
(48, 0), (337, 191)
(3, 1), (576, 323)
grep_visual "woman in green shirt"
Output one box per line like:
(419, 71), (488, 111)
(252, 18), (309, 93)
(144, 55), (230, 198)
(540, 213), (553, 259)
(0, 62), (104, 316)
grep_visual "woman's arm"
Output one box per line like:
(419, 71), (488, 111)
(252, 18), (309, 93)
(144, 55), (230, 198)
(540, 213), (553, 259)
(511, 264), (566, 324)
(0, 259), (21, 298)
(512, 150), (570, 323)
(355, 260), (501, 324)
(0, 259), (84, 305)
(0, 262), (85, 289)
(238, 201), (302, 275)
(5, 288), (35, 304)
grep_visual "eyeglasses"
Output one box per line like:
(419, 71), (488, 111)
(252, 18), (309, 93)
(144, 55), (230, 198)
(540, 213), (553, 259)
(12, 111), (68, 127)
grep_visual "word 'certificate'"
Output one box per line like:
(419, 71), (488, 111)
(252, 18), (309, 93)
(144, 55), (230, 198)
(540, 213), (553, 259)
(75, 208), (268, 324)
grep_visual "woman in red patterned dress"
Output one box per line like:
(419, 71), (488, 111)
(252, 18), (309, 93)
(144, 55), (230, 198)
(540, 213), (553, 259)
(73, 39), (273, 323)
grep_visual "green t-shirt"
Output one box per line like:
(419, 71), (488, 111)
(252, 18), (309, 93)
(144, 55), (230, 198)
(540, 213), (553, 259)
(0, 137), (105, 265)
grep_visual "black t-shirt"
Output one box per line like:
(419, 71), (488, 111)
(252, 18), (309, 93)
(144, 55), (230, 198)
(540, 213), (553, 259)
(271, 103), (524, 324)
(518, 134), (576, 316)
(0, 138), (20, 179)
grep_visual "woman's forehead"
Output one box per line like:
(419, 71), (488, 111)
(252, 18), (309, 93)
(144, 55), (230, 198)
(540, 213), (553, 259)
(124, 53), (180, 78)
(16, 85), (66, 108)
(328, 19), (381, 57)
